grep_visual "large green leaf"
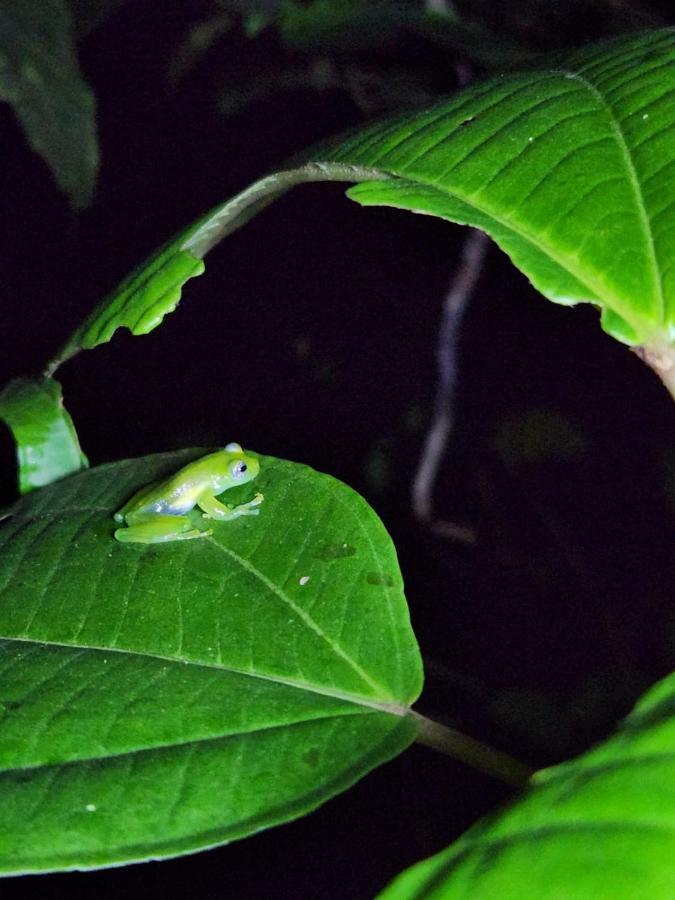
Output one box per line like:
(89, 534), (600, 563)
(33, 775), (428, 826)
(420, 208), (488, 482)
(0, 377), (88, 494)
(327, 28), (675, 347)
(378, 671), (675, 899)
(0, 449), (422, 873)
(49, 31), (675, 372)
(0, 0), (98, 208)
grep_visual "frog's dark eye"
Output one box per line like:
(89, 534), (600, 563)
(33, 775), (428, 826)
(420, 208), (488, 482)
(232, 461), (247, 477)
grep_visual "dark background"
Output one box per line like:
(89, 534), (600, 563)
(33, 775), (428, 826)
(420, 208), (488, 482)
(1, 2), (674, 897)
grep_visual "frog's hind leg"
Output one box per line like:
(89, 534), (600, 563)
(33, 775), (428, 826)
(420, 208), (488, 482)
(114, 480), (162, 524)
(114, 515), (212, 544)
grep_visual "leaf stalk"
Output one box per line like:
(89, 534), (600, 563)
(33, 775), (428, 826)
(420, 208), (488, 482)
(411, 711), (534, 788)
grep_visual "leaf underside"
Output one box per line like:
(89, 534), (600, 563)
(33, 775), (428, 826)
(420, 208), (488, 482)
(324, 29), (675, 346)
(0, 450), (422, 873)
(0, 378), (88, 494)
(378, 672), (675, 899)
(51, 30), (675, 375)
(51, 242), (206, 371)
(0, 0), (98, 208)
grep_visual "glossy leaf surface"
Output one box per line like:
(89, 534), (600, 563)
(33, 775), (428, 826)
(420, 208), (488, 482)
(51, 30), (675, 367)
(0, 450), (422, 873)
(0, 0), (98, 208)
(0, 378), (88, 494)
(379, 672), (675, 899)
(329, 29), (675, 346)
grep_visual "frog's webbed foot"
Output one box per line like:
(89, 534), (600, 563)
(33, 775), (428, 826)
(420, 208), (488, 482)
(199, 492), (264, 521)
(241, 492), (264, 514)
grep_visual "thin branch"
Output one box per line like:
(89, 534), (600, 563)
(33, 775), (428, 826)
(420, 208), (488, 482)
(411, 228), (489, 537)
(411, 710), (534, 788)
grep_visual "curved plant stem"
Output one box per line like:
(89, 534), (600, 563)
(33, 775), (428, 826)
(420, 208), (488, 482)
(181, 162), (392, 258)
(45, 163), (393, 375)
(411, 711), (533, 788)
(411, 228), (488, 536)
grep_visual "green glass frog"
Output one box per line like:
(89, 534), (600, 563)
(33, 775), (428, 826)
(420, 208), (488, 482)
(113, 443), (263, 544)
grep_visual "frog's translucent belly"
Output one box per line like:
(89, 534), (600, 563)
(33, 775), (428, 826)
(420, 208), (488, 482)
(115, 479), (200, 523)
(148, 492), (196, 516)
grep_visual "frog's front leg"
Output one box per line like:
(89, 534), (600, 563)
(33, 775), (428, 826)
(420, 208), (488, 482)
(198, 491), (264, 521)
(115, 514), (212, 544)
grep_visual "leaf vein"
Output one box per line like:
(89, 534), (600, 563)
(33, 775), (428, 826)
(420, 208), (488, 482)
(552, 68), (664, 325)
(205, 537), (390, 699)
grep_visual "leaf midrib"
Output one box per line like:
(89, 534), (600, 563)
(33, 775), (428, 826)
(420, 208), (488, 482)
(204, 530), (396, 702)
(1, 633), (410, 716)
(0, 701), (384, 774)
(341, 60), (674, 327)
(555, 67), (664, 323)
(456, 818), (675, 857)
(2, 464), (405, 705)
(534, 748), (675, 786)
(354, 175), (608, 304)
(414, 818), (675, 899)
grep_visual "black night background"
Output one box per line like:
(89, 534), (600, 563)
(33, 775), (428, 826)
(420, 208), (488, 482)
(1, 2), (674, 897)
